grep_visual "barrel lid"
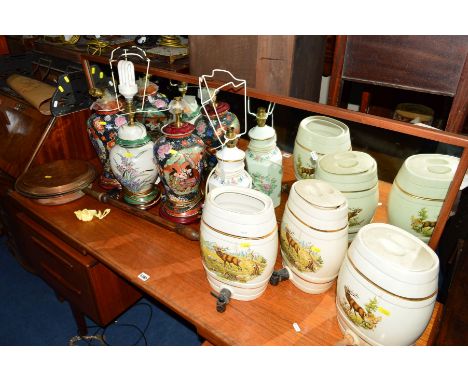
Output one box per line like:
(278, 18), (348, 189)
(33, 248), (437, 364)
(316, 152), (378, 191)
(350, 224), (439, 298)
(297, 116), (351, 153)
(361, 224), (436, 272)
(294, 179), (346, 209)
(396, 154), (459, 198)
(319, 151), (376, 176)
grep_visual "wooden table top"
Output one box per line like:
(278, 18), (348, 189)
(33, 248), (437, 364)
(9, 152), (440, 346)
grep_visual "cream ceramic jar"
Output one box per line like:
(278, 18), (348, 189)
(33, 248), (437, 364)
(200, 186), (278, 301)
(293, 116), (351, 180)
(316, 151), (379, 242)
(207, 144), (252, 193)
(280, 179), (348, 294)
(387, 153), (459, 243)
(336, 223), (439, 346)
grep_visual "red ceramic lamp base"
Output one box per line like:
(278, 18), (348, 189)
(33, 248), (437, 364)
(159, 202), (202, 224)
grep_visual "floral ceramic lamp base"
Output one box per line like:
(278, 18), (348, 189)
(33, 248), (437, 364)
(159, 197), (203, 224)
(123, 185), (161, 210)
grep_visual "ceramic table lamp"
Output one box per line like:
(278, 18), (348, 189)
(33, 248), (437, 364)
(109, 59), (160, 209)
(194, 89), (240, 175)
(154, 97), (205, 224)
(245, 106), (283, 208)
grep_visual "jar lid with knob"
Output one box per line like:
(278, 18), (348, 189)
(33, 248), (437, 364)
(348, 223), (439, 299)
(395, 154), (459, 200)
(316, 151), (378, 192)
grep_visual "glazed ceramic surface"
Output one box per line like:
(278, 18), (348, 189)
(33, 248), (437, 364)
(387, 153), (459, 243)
(154, 120), (205, 223)
(109, 121), (159, 208)
(87, 108), (128, 189)
(293, 116), (351, 180)
(246, 120), (283, 208)
(316, 151), (379, 242)
(336, 223), (439, 345)
(194, 101), (240, 174)
(135, 91), (170, 142)
(280, 179), (348, 294)
(200, 186), (278, 301)
(207, 145), (252, 192)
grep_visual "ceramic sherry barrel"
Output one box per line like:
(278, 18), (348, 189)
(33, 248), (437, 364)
(336, 223), (439, 346)
(293, 116), (351, 180)
(200, 186), (278, 301)
(315, 151), (379, 242)
(280, 179), (348, 294)
(387, 153), (459, 243)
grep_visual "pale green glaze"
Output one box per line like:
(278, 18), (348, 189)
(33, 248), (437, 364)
(388, 153), (459, 243)
(293, 116), (351, 180)
(246, 123), (283, 208)
(316, 151), (379, 241)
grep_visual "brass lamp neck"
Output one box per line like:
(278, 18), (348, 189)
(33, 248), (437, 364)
(89, 87), (104, 98)
(226, 127), (237, 148)
(125, 99), (135, 125)
(256, 107), (267, 127)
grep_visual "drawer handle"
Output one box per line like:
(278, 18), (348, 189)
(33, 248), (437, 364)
(31, 235), (74, 270)
(14, 103), (25, 112)
(40, 262), (82, 296)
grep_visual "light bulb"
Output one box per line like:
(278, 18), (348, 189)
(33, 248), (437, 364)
(117, 60), (138, 99)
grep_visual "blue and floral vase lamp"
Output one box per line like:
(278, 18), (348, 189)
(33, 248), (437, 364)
(109, 51), (160, 210)
(178, 81), (202, 125)
(135, 74), (170, 142)
(154, 97), (205, 224)
(245, 104), (283, 207)
(87, 88), (127, 190)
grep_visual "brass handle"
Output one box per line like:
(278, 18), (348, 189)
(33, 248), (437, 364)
(14, 103), (25, 112)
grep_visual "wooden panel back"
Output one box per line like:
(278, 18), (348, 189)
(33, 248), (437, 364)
(343, 36), (468, 96)
(255, 35), (295, 95)
(189, 35), (259, 85)
(0, 92), (50, 178)
(32, 108), (99, 169)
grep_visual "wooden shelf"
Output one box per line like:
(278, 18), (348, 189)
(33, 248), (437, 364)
(6, 151), (440, 346)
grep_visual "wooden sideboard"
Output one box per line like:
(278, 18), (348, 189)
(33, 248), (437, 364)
(2, 151), (440, 346)
(0, 89), (142, 335)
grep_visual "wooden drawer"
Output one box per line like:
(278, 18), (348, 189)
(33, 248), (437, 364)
(12, 209), (142, 326)
(15, 212), (100, 319)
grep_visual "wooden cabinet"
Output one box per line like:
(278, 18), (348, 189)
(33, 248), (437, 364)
(80, 45), (468, 344)
(328, 36), (468, 133)
(4, 199), (141, 333)
(0, 88), (141, 335)
(189, 35), (326, 101)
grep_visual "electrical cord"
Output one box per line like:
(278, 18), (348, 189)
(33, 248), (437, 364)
(69, 302), (153, 346)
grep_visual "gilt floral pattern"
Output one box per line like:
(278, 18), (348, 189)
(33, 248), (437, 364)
(87, 111), (128, 189)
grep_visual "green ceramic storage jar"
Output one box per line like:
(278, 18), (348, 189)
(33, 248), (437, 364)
(387, 153), (459, 243)
(293, 116), (351, 180)
(316, 151), (379, 242)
